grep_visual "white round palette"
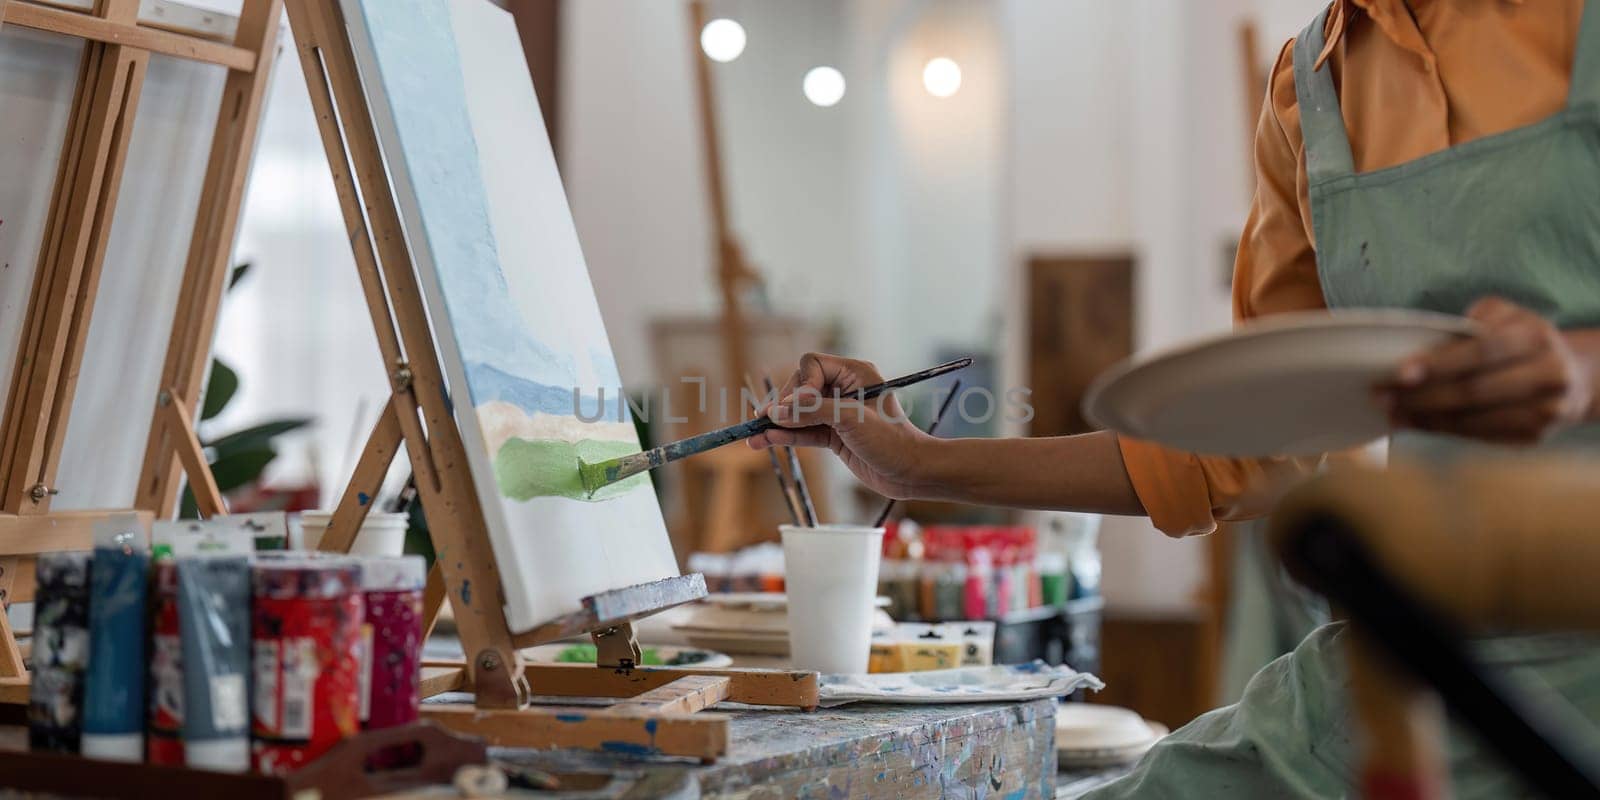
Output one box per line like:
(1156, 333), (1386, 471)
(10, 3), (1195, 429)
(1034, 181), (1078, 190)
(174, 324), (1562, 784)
(1056, 703), (1169, 768)
(1083, 310), (1477, 457)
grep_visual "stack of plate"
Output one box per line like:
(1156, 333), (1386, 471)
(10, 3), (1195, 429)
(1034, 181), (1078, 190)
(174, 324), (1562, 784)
(672, 592), (894, 656)
(1056, 703), (1168, 769)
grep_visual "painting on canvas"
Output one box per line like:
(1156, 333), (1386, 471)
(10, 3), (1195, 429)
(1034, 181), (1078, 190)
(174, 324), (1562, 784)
(341, 0), (679, 632)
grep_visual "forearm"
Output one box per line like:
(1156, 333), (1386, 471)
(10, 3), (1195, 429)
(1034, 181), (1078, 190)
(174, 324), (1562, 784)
(1574, 328), (1600, 421)
(911, 431), (1146, 516)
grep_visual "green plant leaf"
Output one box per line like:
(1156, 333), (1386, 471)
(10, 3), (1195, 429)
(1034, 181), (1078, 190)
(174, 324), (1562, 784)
(178, 486), (199, 520)
(209, 446), (276, 493)
(205, 417), (313, 453)
(229, 261), (252, 290)
(201, 360), (239, 421)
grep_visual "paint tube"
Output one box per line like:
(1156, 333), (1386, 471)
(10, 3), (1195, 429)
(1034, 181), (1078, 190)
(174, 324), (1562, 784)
(146, 519), (257, 765)
(252, 557), (363, 774)
(81, 515), (150, 761)
(146, 557), (184, 765)
(357, 555), (426, 729)
(176, 551), (253, 772)
(28, 551), (92, 753)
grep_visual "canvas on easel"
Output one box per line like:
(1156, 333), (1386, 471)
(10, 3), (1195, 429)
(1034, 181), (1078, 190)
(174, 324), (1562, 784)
(338, 0), (680, 634)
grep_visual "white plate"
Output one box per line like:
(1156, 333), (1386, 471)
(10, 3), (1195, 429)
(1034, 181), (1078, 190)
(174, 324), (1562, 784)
(1056, 703), (1168, 768)
(1083, 310), (1477, 457)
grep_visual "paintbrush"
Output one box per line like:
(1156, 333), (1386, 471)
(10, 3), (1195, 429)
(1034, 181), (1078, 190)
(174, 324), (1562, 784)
(872, 379), (961, 528)
(765, 375), (818, 526)
(578, 357), (974, 494)
(746, 376), (804, 526)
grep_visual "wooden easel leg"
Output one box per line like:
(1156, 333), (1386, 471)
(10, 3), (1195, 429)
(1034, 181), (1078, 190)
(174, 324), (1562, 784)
(0, 597), (26, 704)
(157, 389), (226, 518)
(316, 396), (403, 554)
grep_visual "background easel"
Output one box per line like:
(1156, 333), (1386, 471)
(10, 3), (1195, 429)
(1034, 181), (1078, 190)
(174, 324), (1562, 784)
(662, 0), (829, 558)
(283, 0), (816, 760)
(0, 0), (281, 705)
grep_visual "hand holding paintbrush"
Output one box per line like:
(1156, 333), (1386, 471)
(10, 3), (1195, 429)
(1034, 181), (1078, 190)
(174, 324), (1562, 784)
(578, 357), (971, 494)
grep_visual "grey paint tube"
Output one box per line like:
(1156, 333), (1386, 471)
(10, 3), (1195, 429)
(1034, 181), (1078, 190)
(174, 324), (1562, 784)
(176, 554), (252, 772)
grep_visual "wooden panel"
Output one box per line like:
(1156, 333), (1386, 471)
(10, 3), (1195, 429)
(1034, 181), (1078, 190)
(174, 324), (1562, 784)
(522, 662), (819, 709)
(1092, 610), (1216, 730)
(0, 509), (152, 555)
(3, 1), (255, 70)
(604, 675), (730, 716)
(422, 704), (729, 760)
(1026, 255), (1134, 437)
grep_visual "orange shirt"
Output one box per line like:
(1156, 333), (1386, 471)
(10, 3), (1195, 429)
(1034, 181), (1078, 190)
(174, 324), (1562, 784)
(1118, 0), (1584, 537)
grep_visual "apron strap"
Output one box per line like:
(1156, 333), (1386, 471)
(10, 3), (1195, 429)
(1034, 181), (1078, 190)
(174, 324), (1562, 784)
(1293, 5), (1356, 183)
(1569, 0), (1600, 108)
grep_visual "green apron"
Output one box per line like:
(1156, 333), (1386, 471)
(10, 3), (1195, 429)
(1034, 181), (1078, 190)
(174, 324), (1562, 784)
(1086, 4), (1600, 797)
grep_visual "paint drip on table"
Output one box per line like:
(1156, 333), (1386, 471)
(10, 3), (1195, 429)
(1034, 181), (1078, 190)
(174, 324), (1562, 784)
(27, 551), (91, 753)
(251, 557), (363, 775)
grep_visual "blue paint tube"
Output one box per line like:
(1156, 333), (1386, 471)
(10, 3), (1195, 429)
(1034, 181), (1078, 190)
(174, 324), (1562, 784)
(176, 553), (253, 772)
(28, 551), (92, 753)
(81, 516), (150, 761)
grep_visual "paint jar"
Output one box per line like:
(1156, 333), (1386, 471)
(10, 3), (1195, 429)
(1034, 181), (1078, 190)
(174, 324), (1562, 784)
(178, 554), (253, 772)
(781, 524), (884, 674)
(82, 520), (149, 762)
(357, 555), (426, 730)
(957, 621), (996, 666)
(251, 558), (364, 774)
(878, 559), (920, 621)
(965, 549), (993, 620)
(935, 562), (967, 622)
(1036, 552), (1069, 607)
(687, 552), (731, 593)
(29, 551), (92, 753)
(298, 511), (408, 556)
(146, 559), (184, 765)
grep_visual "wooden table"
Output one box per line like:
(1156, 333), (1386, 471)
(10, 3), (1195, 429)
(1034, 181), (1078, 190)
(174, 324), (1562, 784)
(479, 697), (1059, 799)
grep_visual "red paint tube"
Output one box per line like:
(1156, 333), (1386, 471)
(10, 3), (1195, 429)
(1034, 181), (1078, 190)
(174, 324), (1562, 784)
(146, 560), (184, 765)
(251, 558), (363, 775)
(356, 555), (425, 730)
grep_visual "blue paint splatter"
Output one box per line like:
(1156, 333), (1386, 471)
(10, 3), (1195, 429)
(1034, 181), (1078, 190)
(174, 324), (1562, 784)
(644, 719), (658, 734)
(358, 492), (370, 506)
(555, 713), (585, 722)
(1002, 790), (1027, 800)
(460, 579), (472, 605)
(601, 740), (654, 756)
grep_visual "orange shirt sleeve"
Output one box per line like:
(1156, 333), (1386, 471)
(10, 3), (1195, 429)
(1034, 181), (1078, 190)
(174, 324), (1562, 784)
(1117, 39), (1329, 537)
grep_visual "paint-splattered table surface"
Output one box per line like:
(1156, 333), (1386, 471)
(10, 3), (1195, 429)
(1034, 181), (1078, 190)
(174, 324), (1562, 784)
(469, 696), (1059, 799)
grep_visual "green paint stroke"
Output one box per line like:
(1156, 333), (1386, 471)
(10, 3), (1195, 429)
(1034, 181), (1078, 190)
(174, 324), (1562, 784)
(493, 437), (647, 501)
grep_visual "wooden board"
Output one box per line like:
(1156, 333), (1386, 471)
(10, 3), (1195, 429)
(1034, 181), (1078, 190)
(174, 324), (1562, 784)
(1026, 255), (1134, 437)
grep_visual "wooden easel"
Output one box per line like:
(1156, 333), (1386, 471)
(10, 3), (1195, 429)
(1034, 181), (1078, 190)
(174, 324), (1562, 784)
(282, 0), (818, 761)
(0, 0), (281, 705)
(671, 0), (829, 554)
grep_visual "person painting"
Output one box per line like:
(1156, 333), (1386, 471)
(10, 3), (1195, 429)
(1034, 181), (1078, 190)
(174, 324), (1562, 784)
(753, 1), (1600, 796)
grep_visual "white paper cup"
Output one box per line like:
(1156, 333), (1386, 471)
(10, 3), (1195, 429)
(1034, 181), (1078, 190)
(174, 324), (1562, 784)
(781, 524), (884, 674)
(298, 511), (408, 556)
